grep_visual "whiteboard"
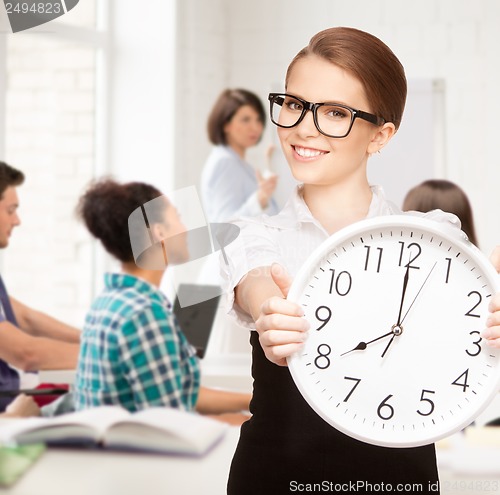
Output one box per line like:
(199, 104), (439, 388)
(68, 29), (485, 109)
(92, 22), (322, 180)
(368, 79), (446, 208)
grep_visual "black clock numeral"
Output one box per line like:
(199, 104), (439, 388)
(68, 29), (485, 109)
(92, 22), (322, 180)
(445, 257), (452, 284)
(364, 245), (383, 273)
(315, 305), (332, 331)
(343, 376), (361, 402)
(417, 389), (435, 416)
(314, 344), (331, 370)
(329, 269), (352, 296)
(398, 241), (422, 269)
(466, 331), (482, 357)
(377, 394), (395, 420)
(452, 369), (470, 392)
(465, 291), (482, 318)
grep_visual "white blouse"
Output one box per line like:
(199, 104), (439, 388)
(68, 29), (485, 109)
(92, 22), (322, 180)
(221, 185), (461, 329)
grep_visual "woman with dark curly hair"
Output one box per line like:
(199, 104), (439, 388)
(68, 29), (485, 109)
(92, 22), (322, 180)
(73, 179), (250, 421)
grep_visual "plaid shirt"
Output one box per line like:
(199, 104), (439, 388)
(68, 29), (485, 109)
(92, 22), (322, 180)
(74, 273), (200, 412)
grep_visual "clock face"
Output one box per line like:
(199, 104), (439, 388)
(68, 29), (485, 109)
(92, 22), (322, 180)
(287, 215), (500, 448)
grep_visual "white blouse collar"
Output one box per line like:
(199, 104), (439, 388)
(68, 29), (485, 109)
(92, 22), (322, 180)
(245, 184), (400, 232)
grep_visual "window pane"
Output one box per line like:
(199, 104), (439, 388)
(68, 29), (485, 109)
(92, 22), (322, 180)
(3, 34), (97, 325)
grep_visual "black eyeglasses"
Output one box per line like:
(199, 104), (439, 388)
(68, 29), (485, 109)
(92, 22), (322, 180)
(268, 93), (385, 138)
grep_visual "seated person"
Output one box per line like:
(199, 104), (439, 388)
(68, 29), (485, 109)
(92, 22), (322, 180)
(402, 179), (479, 245)
(0, 162), (80, 411)
(403, 179), (500, 273)
(73, 179), (250, 423)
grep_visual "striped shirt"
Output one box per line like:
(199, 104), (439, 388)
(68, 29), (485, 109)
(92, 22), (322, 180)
(74, 273), (200, 412)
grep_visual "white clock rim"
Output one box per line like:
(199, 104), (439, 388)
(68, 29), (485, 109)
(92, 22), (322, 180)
(287, 214), (500, 448)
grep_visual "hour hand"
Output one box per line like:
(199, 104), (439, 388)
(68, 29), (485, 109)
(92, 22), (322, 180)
(340, 330), (394, 356)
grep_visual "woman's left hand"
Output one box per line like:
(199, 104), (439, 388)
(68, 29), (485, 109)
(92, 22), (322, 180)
(490, 246), (500, 273)
(482, 247), (500, 347)
(483, 292), (500, 348)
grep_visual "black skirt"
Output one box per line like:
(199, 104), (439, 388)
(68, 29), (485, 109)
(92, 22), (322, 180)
(227, 331), (440, 495)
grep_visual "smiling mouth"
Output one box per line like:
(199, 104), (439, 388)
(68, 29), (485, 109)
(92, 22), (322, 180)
(293, 146), (328, 158)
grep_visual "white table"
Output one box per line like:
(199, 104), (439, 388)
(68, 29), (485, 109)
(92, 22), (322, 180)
(0, 427), (240, 495)
(2, 427), (500, 495)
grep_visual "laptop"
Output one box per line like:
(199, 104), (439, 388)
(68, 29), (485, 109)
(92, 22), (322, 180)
(173, 284), (221, 359)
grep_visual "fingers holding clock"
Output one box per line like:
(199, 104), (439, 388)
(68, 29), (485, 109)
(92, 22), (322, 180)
(258, 330), (307, 366)
(256, 296), (309, 366)
(484, 247), (500, 347)
(489, 246), (500, 273)
(270, 262), (293, 298)
(483, 292), (500, 347)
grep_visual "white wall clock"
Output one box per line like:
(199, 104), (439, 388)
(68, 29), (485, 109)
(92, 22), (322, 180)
(287, 215), (500, 447)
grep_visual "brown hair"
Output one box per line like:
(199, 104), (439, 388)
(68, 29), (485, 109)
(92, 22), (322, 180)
(77, 178), (166, 263)
(0, 161), (25, 199)
(207, 88), (266, 145)
(285, 27), (407, 130)
(403, 179), (478, 246)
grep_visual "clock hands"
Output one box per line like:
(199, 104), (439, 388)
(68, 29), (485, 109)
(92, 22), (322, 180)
(381, 262), (410, 358)
(381, 261), (437, 358)
(340, 330), (394, 356)
(380, 332), (397, 358)
(400, 261), (437, 325)
(341, 263), (410, 358)
(339, 261), (438, 359)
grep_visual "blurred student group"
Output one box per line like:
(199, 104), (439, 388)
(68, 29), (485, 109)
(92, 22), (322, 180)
(0, 83), (490, 418)
(1, 80), (499, 494)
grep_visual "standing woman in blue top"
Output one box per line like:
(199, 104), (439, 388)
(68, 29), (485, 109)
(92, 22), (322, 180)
(74, 179), (251, 419)
(201, 88), (279, 222)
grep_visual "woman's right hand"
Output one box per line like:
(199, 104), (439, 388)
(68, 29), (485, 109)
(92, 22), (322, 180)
(256, 169), (278, 209)
(255, 264), (309, 366)
(3, 394), (41, 418)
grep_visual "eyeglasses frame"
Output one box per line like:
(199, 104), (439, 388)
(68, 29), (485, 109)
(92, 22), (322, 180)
(268, 93), (386, 138)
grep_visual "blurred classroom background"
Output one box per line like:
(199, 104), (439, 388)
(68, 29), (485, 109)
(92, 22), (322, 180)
(0, 1), (499, 491)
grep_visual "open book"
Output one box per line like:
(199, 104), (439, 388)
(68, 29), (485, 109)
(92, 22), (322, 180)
(0, 406), (228, 456)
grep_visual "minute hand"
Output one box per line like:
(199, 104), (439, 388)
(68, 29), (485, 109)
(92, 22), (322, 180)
(380, 263), (411, 358)
(399, 261), (438, 325)
(396, 262), (410, 326)
(381, 261), (437, 359)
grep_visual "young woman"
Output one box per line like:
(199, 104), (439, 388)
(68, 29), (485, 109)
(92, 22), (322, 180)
(221, 27), (500, 493)
(201, 88), (279, 222)
(73, 179), (250, 422)
(403, 179), (479, 246)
